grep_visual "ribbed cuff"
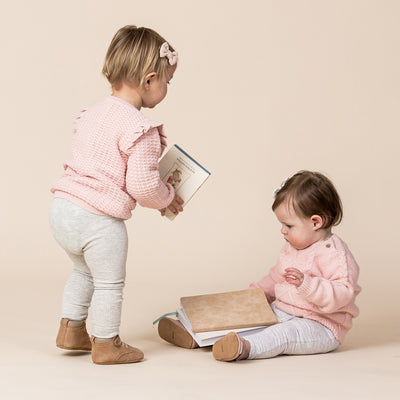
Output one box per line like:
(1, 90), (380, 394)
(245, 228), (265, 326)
(297, 274), (314, 297)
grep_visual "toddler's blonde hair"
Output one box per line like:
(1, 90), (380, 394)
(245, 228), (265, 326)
(102, 25), (176, 89)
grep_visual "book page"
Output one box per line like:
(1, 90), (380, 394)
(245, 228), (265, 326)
(177, 306), (269, 347)
(159, 145), (210, 220)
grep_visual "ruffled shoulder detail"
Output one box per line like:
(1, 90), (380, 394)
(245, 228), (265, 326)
(119, 122), (166, 155)
(116, 105), (167, 156)
(158, 124), (168, 155)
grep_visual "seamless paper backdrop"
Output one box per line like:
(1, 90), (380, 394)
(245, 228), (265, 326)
(0, 0), (399, 338)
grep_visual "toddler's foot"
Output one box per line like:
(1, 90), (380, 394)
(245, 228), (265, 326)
(56, 318), (92, 351)
(212, 332), (250, 361)
(91, 335), (144, 365)
(158, 317), (199, 349)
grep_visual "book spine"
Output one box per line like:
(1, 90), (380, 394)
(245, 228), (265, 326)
(174, 145), (211, 175)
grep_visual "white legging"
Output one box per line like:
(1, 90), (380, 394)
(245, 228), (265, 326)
(245, 304), (340, 359)
(49, 198), (128, 338)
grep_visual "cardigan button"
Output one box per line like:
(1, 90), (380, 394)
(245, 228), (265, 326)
(326, 244), (331, 248)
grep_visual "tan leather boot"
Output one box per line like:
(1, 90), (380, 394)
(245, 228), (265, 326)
(212, 332), (250, 361)
(91, 335), (144, 365)
(56, 318), (92, 351)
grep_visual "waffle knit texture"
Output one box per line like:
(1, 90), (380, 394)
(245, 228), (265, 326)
(249, 234), (361, 343)
(51, 96), (174, 219)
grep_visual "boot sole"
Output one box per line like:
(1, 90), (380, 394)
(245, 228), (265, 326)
(158, 318), (197, 349)
(212, 332), (241, 361)
(92, 357), (144, 365)
(57, 344), (92, 351)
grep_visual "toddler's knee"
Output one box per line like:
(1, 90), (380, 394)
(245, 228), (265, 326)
(282, 323), (300, 340)
(93, 279), (125, 291)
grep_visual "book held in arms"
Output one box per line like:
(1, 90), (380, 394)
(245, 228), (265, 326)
(178, 288), (279, 347)
(158, 145), (210, 220)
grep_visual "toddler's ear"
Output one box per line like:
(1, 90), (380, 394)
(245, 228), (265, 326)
(310, 215), (323, 230)
(144, 72), (157, 89)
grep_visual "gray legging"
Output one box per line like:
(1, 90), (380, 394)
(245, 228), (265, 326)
(245, 304), (340, 359)
(49, 198), (128, 338)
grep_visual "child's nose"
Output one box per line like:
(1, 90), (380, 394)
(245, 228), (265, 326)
(281, 225), (286, 235)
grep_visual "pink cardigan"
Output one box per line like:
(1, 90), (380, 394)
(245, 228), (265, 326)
(250, 234), (361, 343)
(51, 96), (174, 219)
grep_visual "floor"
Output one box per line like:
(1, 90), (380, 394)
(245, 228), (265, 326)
(1, 280), (399, 400)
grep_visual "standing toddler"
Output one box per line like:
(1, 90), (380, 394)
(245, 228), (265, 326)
(50, 25), (182, 364)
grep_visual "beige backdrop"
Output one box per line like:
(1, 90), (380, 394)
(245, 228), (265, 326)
(1, 1), (399, 398)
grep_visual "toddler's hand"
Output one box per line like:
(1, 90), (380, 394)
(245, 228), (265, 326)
(284, 268), (304, 287)
(160, 193), (184, 217)
(168, 193), (184, 216)
(159, 176), (184, 217)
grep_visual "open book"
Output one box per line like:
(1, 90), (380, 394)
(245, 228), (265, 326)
(158, 145), (210, 220)
(177, 289), (278, 347)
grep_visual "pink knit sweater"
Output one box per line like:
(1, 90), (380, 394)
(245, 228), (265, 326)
(250, 234), (361, 343)
(51, 96), (174, 219)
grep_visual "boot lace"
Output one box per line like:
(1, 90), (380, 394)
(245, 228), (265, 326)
(114, 335), (129, 348)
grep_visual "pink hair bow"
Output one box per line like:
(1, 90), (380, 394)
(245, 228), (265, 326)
(160, 42), (178, 66)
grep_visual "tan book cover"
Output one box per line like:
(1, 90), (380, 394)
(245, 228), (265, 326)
(180, 288), (278, 333)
